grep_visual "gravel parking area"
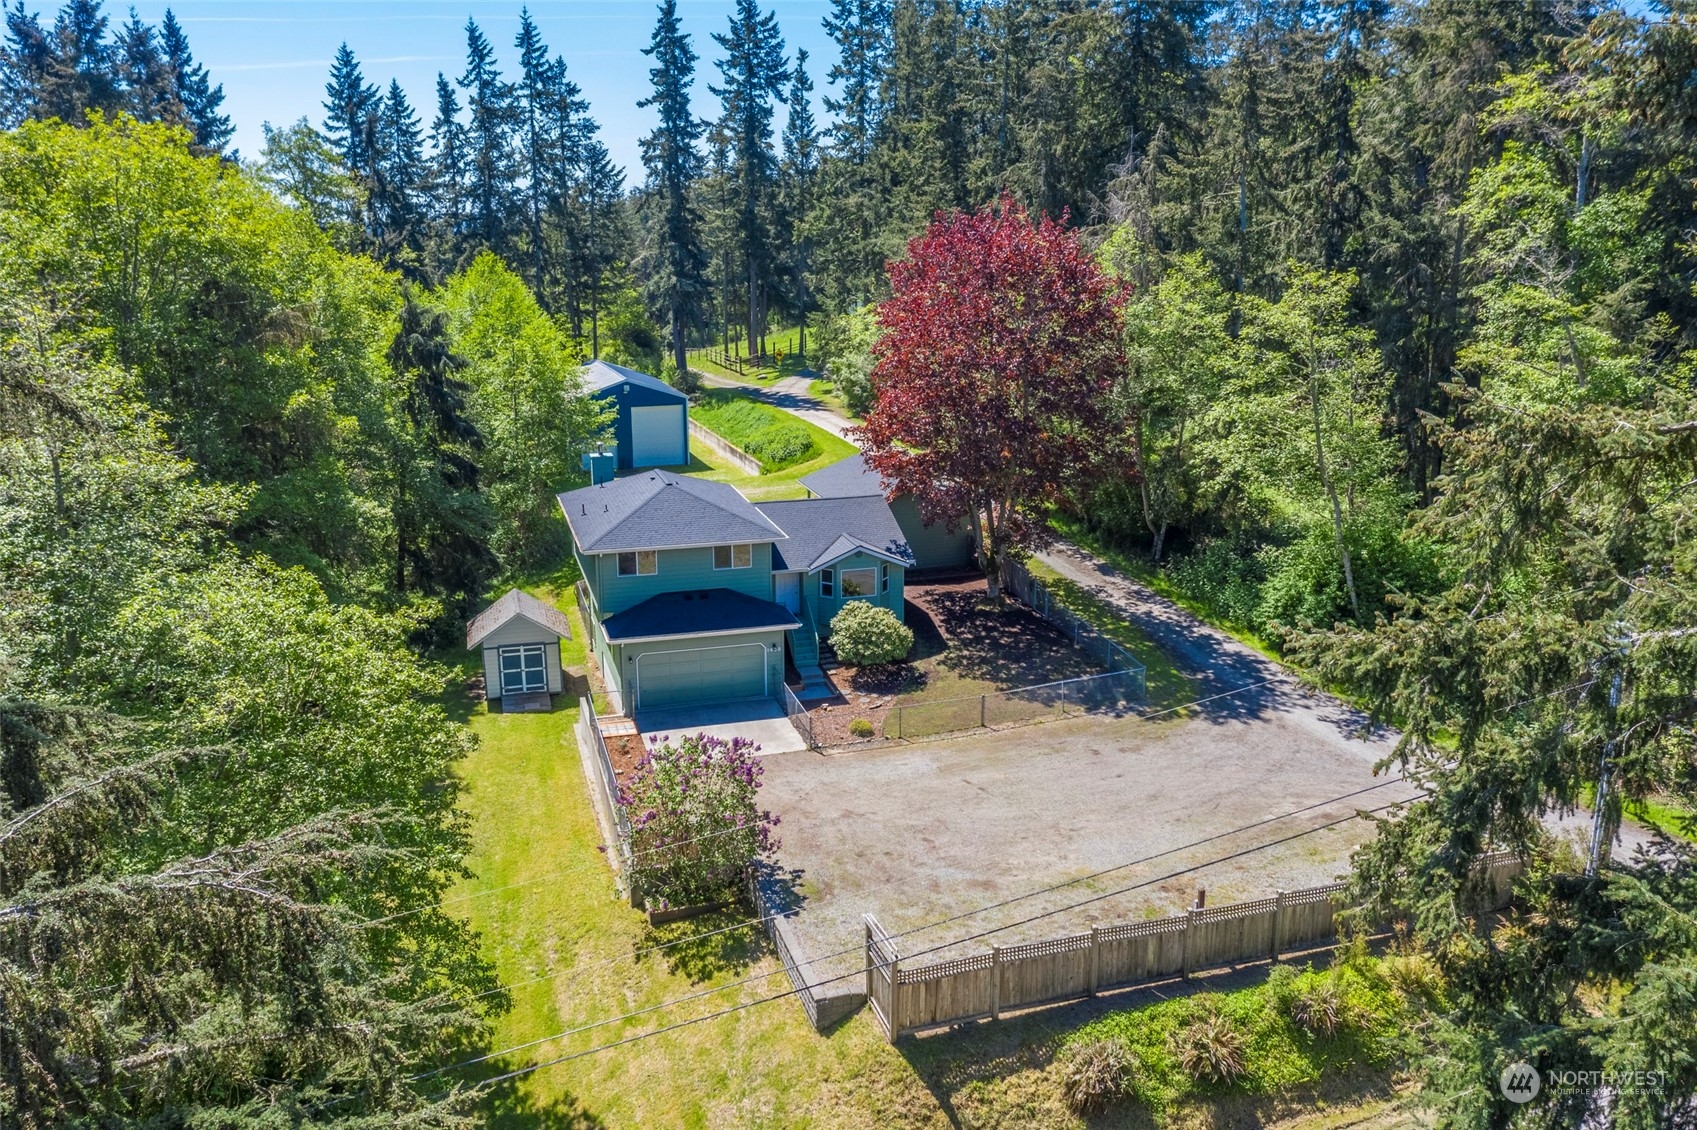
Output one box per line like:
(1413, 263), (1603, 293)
(758, 705), (1421, 979)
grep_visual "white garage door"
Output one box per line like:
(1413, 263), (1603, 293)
(636, 642), (766, 709)
(630, 404), (685, 466)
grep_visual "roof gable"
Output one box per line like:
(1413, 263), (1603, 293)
(581, 359), (688, 402)
(756, 495), (914, 572)
(558, 470), (787, 553)
(466, 589), (573, 648)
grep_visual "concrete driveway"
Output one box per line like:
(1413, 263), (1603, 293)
(637, 697), (809, 755)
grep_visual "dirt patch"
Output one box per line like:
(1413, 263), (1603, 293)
(802, 575), (1105, 745)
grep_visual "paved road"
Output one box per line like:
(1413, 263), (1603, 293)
(700, 372), (856, 441)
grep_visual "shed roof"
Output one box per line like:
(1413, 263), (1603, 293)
(798, 452), (887, 499)
(581, 359), (688, 403)
(558, 470), (788, 553)
(466, 589), (573, 649)
(756, 495), (914, 571)
(600, 587), (799, 643)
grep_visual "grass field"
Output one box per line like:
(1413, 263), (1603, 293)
(437, 569), (1422, 1126)
(682, 395), (856, 501)
(690, 388), (825, 473)
(688, 325), (816, 384)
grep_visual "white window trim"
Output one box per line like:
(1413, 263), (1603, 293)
(616, 550), (658, 577)
(819, 567), (834, 597)
(840, 567), (878, 599)
(497, 643), (547, 694)
(713, 543), (753, 570)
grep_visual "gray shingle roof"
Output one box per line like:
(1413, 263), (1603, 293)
(757, 496), (914, 571)
(581, 359), (688, 402)
(601, 588), (799, 642)
(798, 452), (886, 499)
(558, 470), (787, 553)
(466, 589), (573, 648)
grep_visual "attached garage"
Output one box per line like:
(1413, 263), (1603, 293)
(634, 640), (768, 709)
(582, 359), (690, 470)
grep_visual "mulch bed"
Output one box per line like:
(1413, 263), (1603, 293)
(804, 573), (1095, 746)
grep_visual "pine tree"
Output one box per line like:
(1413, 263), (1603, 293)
(158, 9), (229, 153)
(321, 42), (378, 174)
(115, 7), (165, 121)
(40, 0), (118, 122)
(578, 139), (628, 359)
(816, 0), (891, 308)
(711, 0), (787, 357)
(821, 0), (889, 164)
(370, 79), (425, 269)
(0, 1), (53, 127)
(779, 49), (818, 355)
(425, 71), (466, 260)
(514, 8), (560, 296)
(636, 0), (709, 378)
(456, 18), (516, 259)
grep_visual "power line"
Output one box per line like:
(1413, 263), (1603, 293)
(451, 799), (1408, 1094)
(416, 784), (1410, 1084)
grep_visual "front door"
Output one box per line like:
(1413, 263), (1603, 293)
(774, 572), (801, 615)
(499, 644), (547, 696)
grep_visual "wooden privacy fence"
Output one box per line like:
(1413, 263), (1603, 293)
(863, 852), (1523, 1041)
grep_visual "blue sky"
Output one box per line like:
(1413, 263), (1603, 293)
(124, 1), (839, 176)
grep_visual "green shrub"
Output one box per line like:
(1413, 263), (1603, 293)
(689, 391), (820, 471)
(828, 602), (914, 667)
(1290, 980), (1346, 1037)
(1059, 1037), (1134, 1113)
(848, 718), (875, 738)
(1172, 1006), (1247, 1084)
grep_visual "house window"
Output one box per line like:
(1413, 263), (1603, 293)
(616, 550), (657, 576)
(713, 543), (753, 570)
(881, 563), (890, 594)
(819, 568), (834, 597)
(841, 567), (878, 598)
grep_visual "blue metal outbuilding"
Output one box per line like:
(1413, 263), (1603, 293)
(582, 360), (690, 469)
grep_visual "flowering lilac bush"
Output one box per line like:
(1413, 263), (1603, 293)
(617, 732), (780, 908)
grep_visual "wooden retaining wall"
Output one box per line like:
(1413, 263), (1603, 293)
(865, 854), (1522, 1041)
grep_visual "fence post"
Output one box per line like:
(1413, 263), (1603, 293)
(1271, 890), (1287, 961)
(990, 946), (1003, 1020)
(1089, 926), (1101, 996)
(979, 694), (987, 729)
(1181, 909), (1196, 979)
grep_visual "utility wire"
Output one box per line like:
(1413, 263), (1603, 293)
(450, 799), (1407, 1094)
(414, 782), (1411, 1082)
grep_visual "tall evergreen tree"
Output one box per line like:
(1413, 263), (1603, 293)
(370, 78), (425, 269)
(711, 0), (787, 357)
(0, 1), (53, 127)
(514, 8), (560, 296)
(425, 71), (466, 263)
(40, 0), (117, 122)
(158, 9), (229, 153)
(115, 8), (165, 121)
(456, 18), (515, 259)
(636, 0), (709, 378)
(779, 49), (818, 354)
(322, 43), (377, 174)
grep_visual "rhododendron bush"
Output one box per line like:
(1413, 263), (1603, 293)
(618, 732), (780, 908)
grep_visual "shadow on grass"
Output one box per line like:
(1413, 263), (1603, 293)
(637, 902), (775, 983)
(918, 586), (1098, 690)
(477, 1076), (606, 1129)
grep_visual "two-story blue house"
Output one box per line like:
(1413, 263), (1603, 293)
(560, 469), (913, 714)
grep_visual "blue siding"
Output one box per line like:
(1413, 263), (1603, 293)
(590, 542), (776, 616)
(806, 552), (906, 637)
(594, 382), (689, 470)
(891, 494), (976, 570)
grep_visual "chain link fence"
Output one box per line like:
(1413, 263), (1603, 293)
(999, 556), (1147, 691)
(883, 668), (1143, 740)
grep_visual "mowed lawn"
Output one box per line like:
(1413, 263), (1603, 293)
(444, 595), (1420, 1127)
(448, 602), (940, 1127)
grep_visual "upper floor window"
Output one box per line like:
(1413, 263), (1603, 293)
(713, 543), (753, 570)
(841, 567), (877, 597)
(819, 568), (834, 597)
(881, 563), (890, 594)
(616, 550), (657, 577)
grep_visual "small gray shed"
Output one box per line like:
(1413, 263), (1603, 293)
(466, 590), (573, 705)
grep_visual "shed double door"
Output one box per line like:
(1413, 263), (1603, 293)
(499, 644), (547, 696)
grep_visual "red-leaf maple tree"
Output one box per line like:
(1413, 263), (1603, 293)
(856, 195), (1129, 596)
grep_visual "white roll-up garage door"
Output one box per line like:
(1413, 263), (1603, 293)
(630, 404), (685, 466)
